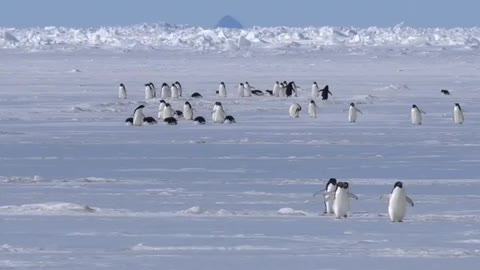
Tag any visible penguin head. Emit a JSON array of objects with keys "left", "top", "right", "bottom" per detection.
[
  {"left": 455, "top": 103, "right": 462, "bottom": 110},
  {"left": 166, "top": 103, "right": 171, "bottom": 108},
  {"left": 162, "top": 83, "right": 168, "bottom": 87},
  {"left": 336, "top": 182, "right": 344, "bottom": 189},
  {"left": 343, "top": 182, "right": 349, "bottom": 189},
  {"left": 215, "top": 101, "right": 222, "bottom": 106},
  {"left": 239, "top": 83, "right": 244, "bottom": 86},
  {"left": 394, "top": 181, "right": 403, "bottom": 189},
  {"left": 134, "top": 105, "right": 145, "bottom": 112},
  {"left": 276, "top": 81, "right": 279, "bottom": 84},
  {"left": 171, "top": 83, "right": 176, "bottom": 87},
  {"left": 350, "top": 103, "right": 355, "bottom": 107},
  {"left": 160, "top": 100, "right": 166, "bottom": 104},
  {"left": 120, "top": 83, "right": 125, "bottom": 87},
  {"left": 327, "top": 178, "right": 337, "bottom": 186},
  {"left": 310, "top": 100, "right": 315, "bottom": 104},
  {"left": 149, "top": 82, "right": 155, "bottom": 87},
  {"left": 175, "top": 81, "right": 181, "bottom": 85},
  {"left": 313, "top": 81, "right": 317, "bottom": 85},
  {"left": 144, "top": 83, "right": 150, "bottom": 87},
  {"left": 221, "top": 81, "right": 225, "bottom": 86},
  {"left": 412, "top": 104, "right": 417, "bottom": 109},
  {"left": 245, "top": 81, "right": 249, "bottom": 85}
]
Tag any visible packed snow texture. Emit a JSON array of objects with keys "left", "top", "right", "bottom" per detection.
[{"left": 2, "top": 23, "right": 480, "bottom": 51}]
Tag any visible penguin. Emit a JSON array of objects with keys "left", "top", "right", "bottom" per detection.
[
  {"left": 175, "top": 81, "right": 182, "bottom": 97},
  {"left": 238, "top": 83, "right": 245, "bottom": 97},
  {"left": 174, "top": 110, "right": 183, "bottom": 119},
  {"left": 143, "top": 116, "right": 157, "bottom": 125},
  {"left": 348, "top": 103, "right": 363, "bottom": 123},
  {"left": 212, "top": 102, "right": 226, "bottom": 123},
  {"left": 411, "top": 104, "right": 426, "bottom": 125},
  {"left": 163, "top": 117, "right": 178, "bottom": 125},
  {"left": 171, "top": 83, "right": 179, "bottom": 99},
  {"left": 118, "top": 83, "right": 127, "bottom": 99},
  {"left": 266, "top": 90, "right": 273, "bottom": 96},
  {"left": 272, "top": 81, "right": 280, "bottom": 97},
  {"left": 158, "top": 100, "right": 167, "bottom": 119},
  {"left": 280, "top": 81, "right": 287, "bottom": 97},
  {"left": 162, "top": 103, "right": 174, "bottom": 119},
  {"left": 251, "top": 89, "right": 264, "bottom": 96},
  {"left": 218, "top": 82, "right": 227, "bottom": 97},
  {"left": 324, "top": 178, "right": 337, "bottom": 214},
  {"left": 183, "top": 101, "right": 193, "bottom": 120},
  {"left": 145, "top": 83, "right": 154, "bottom": 100},
  {"left": 308, "top": 100, "right": 318, "bottom": 118},
  {"left": 191, "top": 92, "right": 203, "bottom": 98},
  {"left": 453, "top": 103, "right": 464, "bottom": 124},
  {"left": 320, "top": 85, "right": 332, "bottom": 100},
  {"left": 194, "top": 116, "right": 206, "bottom": 125},
  {"left": 331, "top": 182, "right": 358, "bottom": 219},
  {"left": 127, "top": 105, "right": 157, "bottom": 126},
  {"left": 224, "top": 115, "right": 236, "bottom": 124},
  {"left": 244, "top": 82, "right": 253, "bottom": 97},
  {"left": 149, "top": 83, "right": 156, "bottom": 98},
  {"left": 289, "top": 103, "right": 301, "bottom": 118},
  {"left": 388, "top": 181, "right": 414, "bottom": 222},
  {"left": 441, "top": 89, "right": 451, "bottom": 95},
  {"left": 311, "top": 82, "right": 320, "bottom": 98},
  {"left": 285, "top": 81, "right": 297, "bottom": 97},
  {"left": 125, "top": 117, "right": 133, "bottom": 125},
  {"left": 161, "top": 83, "right": 171, "bottom": 99}
]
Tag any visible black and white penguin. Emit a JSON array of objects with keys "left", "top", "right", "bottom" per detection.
[
  {"left": 332, "top": 182, "right": 358, "bottom": 219},
  {"left": 324, "top": 178, "right": 337, "bottom": 214},
  {"left": 174, "top": 110, "right": 183, "bottom": 119},
  {"left": 163, "top": 117, "right": 178, "bottom": 125},
  {"left": 183, "top": 101, "right": 193, "bottom": 120},
  {"left": 272, "top": 81, "right": 280, "bottom": 97},
  {"left": 244, "top": 82, "right": 253, "bottom": 97},
  {"left": 145, "top": 83, "right": 154, "bottom": 100},
  {"left": 171, "top": 83, "right": 179, "bottom": 99},
  {"left": 238, "top": 83, "right": 245, "bottom": 97},
  {"left": 251, "top": 89, "right": 264, "bottom": 96},
  {"left": 224, "top": 115, "right": 236, "bottom": 124},
  {"left": 308, "top": 100, "right": 318, "bottom": 118},
  {"left": 118, "top": 83, "right": 127, "bottom": 99},
  {"left": 411, "top": 104, "right": 426, "bottom": 125},
  {"left": 218, "top": 82, "right": 227, "bottom": 97},
  {"left": 175, "top": 81, "right": 182, "bottom": 97},
  {"left": 348, "top": 103, "right": 363, "bottom": 123},
  {"left": 285, "top": 81, "right": 297, "bottom": 97},
  {"left": 162, "top": 103, "right": 174, "bottom": 119},
  {"left": 320, "top": 85, "right": 332, "bottom": 100},
  {"left": 289, "top": 103, "right": 302, "bottom": 118},
  {"left": 194, "top": 116, "right": 206, "bottom": 125},
  {"left": 311, "top": 82, "right": 320, "bottom": 98},
  {"left": 388, "top": 181, "right": 414, "bottom": 222},
  {"left": 212, "top": 101, "right": 226, "bottom": 123},
  {"left": 127, "top": 105, "right": 157, "bottom": 126},
  {"left": 453, "top": 103, "right": 464, "bottom": 124},
  {"left": 441, "top": 89, "right": 451, "bottom": 95},
  {"left": 161, "top": 83, "right": 171, "bottom": 99},
  {"left": 191, "top": 92, "right": 203, "bottom": 98},
  {"left": 149, "top": 83, "right": 156, "bottom": 98}
]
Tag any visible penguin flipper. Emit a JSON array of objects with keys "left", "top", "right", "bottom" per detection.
[
  {"left": 406, "top": 196, "right": 414, "bottom": 207},
  {"left": 348, "top": 192, "right": 359, "bottom": 200},
  {"left": 324, "top": 191, "right": 335, "bottom": 201},
  {"left": 312, "top": 190, "right": 323, "bottom": 197}
]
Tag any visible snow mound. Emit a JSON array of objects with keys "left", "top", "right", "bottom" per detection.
[
  {"left": 277, "top": 207, "right": 308, "bottom": 216},
  {"left": 2, "top": 23, "right": 480, "bottom": 52},
  {"left": 0, "top": 202, "right": 96, "bottom": 215},
  {"left": 179, "top": 206, "right": 206, "bottom": 215}
]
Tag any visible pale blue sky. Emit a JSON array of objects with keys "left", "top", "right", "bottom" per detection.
[{"left": 1, "top": 0, "right": 478, "bottom": 28}]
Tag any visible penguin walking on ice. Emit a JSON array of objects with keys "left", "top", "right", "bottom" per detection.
[
  {"left": 330, "top": 182, "right": 358, "bottom": 219},
  {"left": 411, "top": 104, "right": 426, "bottom": 125},
  {"left": 308, "top": 100, "right": 318, "bottom": 118},
  {"left": 285, "top": 81, "right": 297, "bottom": 97},
  {"left": 320, "top": 85, "right": 332, "bottom": 100},
  {"left": 289, "top": 103, "right": 302, "bottom": 118},
  {"left": 311, "top": 82, "right": 320, "bottom": 98},
  {"left": 280, "top": 81, "right": 287, "bottom": 97},
  {"left": 313, "top": 178, "right": 338, "bottom": 215},
  {"left": 212, "top": 102, "right": 226, "bottom": 123},
  {"left": 157, "top": 100, "right": 167, "bottom": 119},
  {"left": 272, "top": 81, "right": 280, "bottom": 97},
  {"left": 244, "top": 82, "right": 253, "bottom": 97},
  {"left": 218, "top": 82, "right": 227, "bottom": 97},
  {"left": 118, "top": 83, "right": 127, "bottom": 99},
  {"left": 348, "top": 103, "right": 363, "bottom": 123},
  {"left": 126, "top": 105, "right": 157, "bottom": 126},
  {"left": 387, "top": 181, "right": 414, "bottom": 222},
  {"left": 238, "top": 83, "right": 245, "bottom": 97},
  {"left": 453, "top": 103, "right": 464, "bottom": 124},
  {"left": 175, "top": 81, "right": 182, "bottom": 97},
  {"left": 183, "top": 101, "right": 194, "bottom": 120}
]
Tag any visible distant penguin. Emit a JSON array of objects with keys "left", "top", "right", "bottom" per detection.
[
  {"left": 285, "top": 81, "right": 297, "bottom": 97},
  {"left": 224, "top": 115, "right": 236, "bottom": 124},
  {"left": 191, "top": 92, "right": 203, "bottom": 98},
  {"left": 311, "top": 82, "right": 320, "bottom": 98},
  {"left": 308, "top": 100, "right": 318, "bottom": 118},
  {"left": 183, "top": 101, "right": 193, "bottom": 120},
  {"left": 280, "top": 81, "right": 287, "bottom": 97},
  {"left": 251, "top": 89, "right": 264, "bottom": 96},
  {"left": 348, "top": 103, "right": 363, "bottom": 123},
  {"left": 272, "top": 81, "right": 280, "bottom": 97},
  {"left": 411, "top": 104, "right": 426, "bottom": 125},
  {"left": 163, "top": 117, "right": 178, "bottom": 125},
  {"left": 128, "top": 105, "right": 157, "bottom": 126},
  {"left": 149, "top": 83, "right": 156, "bottom": 98},
  {"left": 244, "top": 82, "right": 253, "bottom": 97},
  {"left": 162, "top": 103, "right": 174, "bottom": 119},
  {"left": 388, "top": 181, "right": 414, "bottom": 222},
  {"left": 175, "top": 81, "right": 182, "bottom": 97},
  {"left": 174, "top": 110, "right": 183, "bottom": 119},
  {"left": 238, "top": 83, "right": 245, "bottom": 97},
  {"left": 324, "top": 178, "right": 337, "bottom": 214},
  {"left": 161, "top": 83, "right": 171, "bottom": 99},
  {"left": 332, "top": 182, "right": 358, "bottom": 219},
  {"left": 118, "top": 83, "right": 127, "bottom": 99},
  {"left": 441, "top": 89, "right": 451, "bottom": 95},
  {"left": 212, "top": 102, "right": 226, "bottom": 123},
  {"left": 218, "top": 82, "right": 227, "bottom": 97},
  {"left": 158, "top": 100, "right": 167, "bottom": 119},
  {"left": 171, "top": 83, "right": 179, "bottom": 99},
  {"left": 194, "top": 116, "right": 206, "bottom": 125},
  {"left": 266, "top": 90, "right": 273, "bottom": 96},
  {"left": 320, "top": 85, "right": 332, "bottom": 100},
  {"left": 145, "top": 83, "right": 154, "bottom": 100},
  {"left": 289, "top": 103, "right": 302, "bottom": 118},
  {"left": 453, "top": 103, "right": 464, "bottom": 124}
]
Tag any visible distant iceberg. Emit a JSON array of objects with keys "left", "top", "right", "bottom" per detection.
[{"left": 215, "top": 15, "right": 243, "bottom": 29}]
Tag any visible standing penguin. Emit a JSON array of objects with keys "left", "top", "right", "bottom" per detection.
[
  {"left": 280, "top": 81, "right": 287, "bottom": 97},
  {"left": 388, "top": 181, "right": 414, "bottom": 222},
  {"left": 161, "top": 83, "right": 171, "bottom": 99},
  {"left": 324, "top": 178, "right": 337, "bottom": 214},
  {"left": 289, "top": 103, "right": 302, "bottom": 118},
  {"left": 320, "top": 85, "right": 332, "bottom": 100},
  {"left": 311, "top": 82, "right": 320, "bottom": 98},
  {"left": 332, "top": 182, "right": 358, "bottom": 219},
  {"left": 149, "top": 83, "right": 156, "bottom": 98},
  {"left": 244, "top": 82, "right": 253, "bottom": 97},
  {"left": 162, "top": 103, "right": 174, "bottom": 119},
  {"left": 126, "top": 105, "right": 156, "bottom": 126},
  {"left": 212, "top": 102, "right": 226, "bottom": 123},
  {"left": 411, "top": 104, "right": 426, "bottom": 125},
  {"left": 175, "top": 81, "right": 182, "bottom": 97},
  {"left": 285, "top": 81, "right": 297, "bottom": 97},
  {"left": 272, "top": 81, "right": 280, "bottom": 97},
  {"left": 238, "top": 83, "right": 245, "bottom": 97},
  {"left": 118, "top": 83, "right": 127, "bottom": 99},
  {"left": 218, "top": 82, "right": 227, "bottom": 97},
  {"left": 171, "top": 83, "right": 179, "bottom": 99},
  {"left": 183, "top": 101, "right": 193, "bottom": 120},
  {"left": 453, "top": 103, "right": 464, "bottom": 124},
  {"left": 158, "top": 100, "right": 167, "bottom": 119},
  {"left": 348, "top": 103, "right": 363, "bottom": 123},
  {"left": 145, "top": 83, "right": 154, "bottom": 100},
  {"left": 308, "top": 100, "right": 318, "bottom": 118}
]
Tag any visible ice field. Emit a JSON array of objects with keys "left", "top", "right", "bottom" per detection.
[{"left": 1, "top": 27, "right": 480, "bottom": 269}]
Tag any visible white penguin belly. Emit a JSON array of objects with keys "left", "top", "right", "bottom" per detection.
[
  {"left": 145, "top": 87, "right": 153, "bottom": 100},
  {"left": 184, "top": 107, "right": 193, "bottom": 120},
  {"left": 333, "top": 192, "right": 349, "bottom": 218},
  {"left": 213, "top": 109, "right": 225, "bottom": 123},
  {"left": 219, "top": 86, "right": 226, "bottom": 97},
  {"left": 454, "top": 108, "right": 464, "bottom": 124},
  {"left": 308, "top": 104, "right": 316, "bottom": 118},
  {"left": 388, "top": 191, "right": 407, "bottom": 222},
  {"left": 133, "top": 111, "right": 145, "bottom": 126},
  {"left": 411, "top": 109, "right": 422, "bottom": 125},
  {"left": 349, "top": 107, "right": 357, "bottom": 123},
  {"left": 325, "top": 185, "right": 336, "bottom": 214},
  {"left": 119, "top": 87, "right": 126, "bottom": 99}
]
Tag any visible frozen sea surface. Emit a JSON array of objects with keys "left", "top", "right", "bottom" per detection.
[{"left": 1, "top": 47, "right": 480, "bottom": 269}]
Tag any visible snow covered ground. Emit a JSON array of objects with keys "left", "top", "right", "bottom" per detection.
[{"left": 1, "top": 34, "right": 480, "bottom": 269}]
